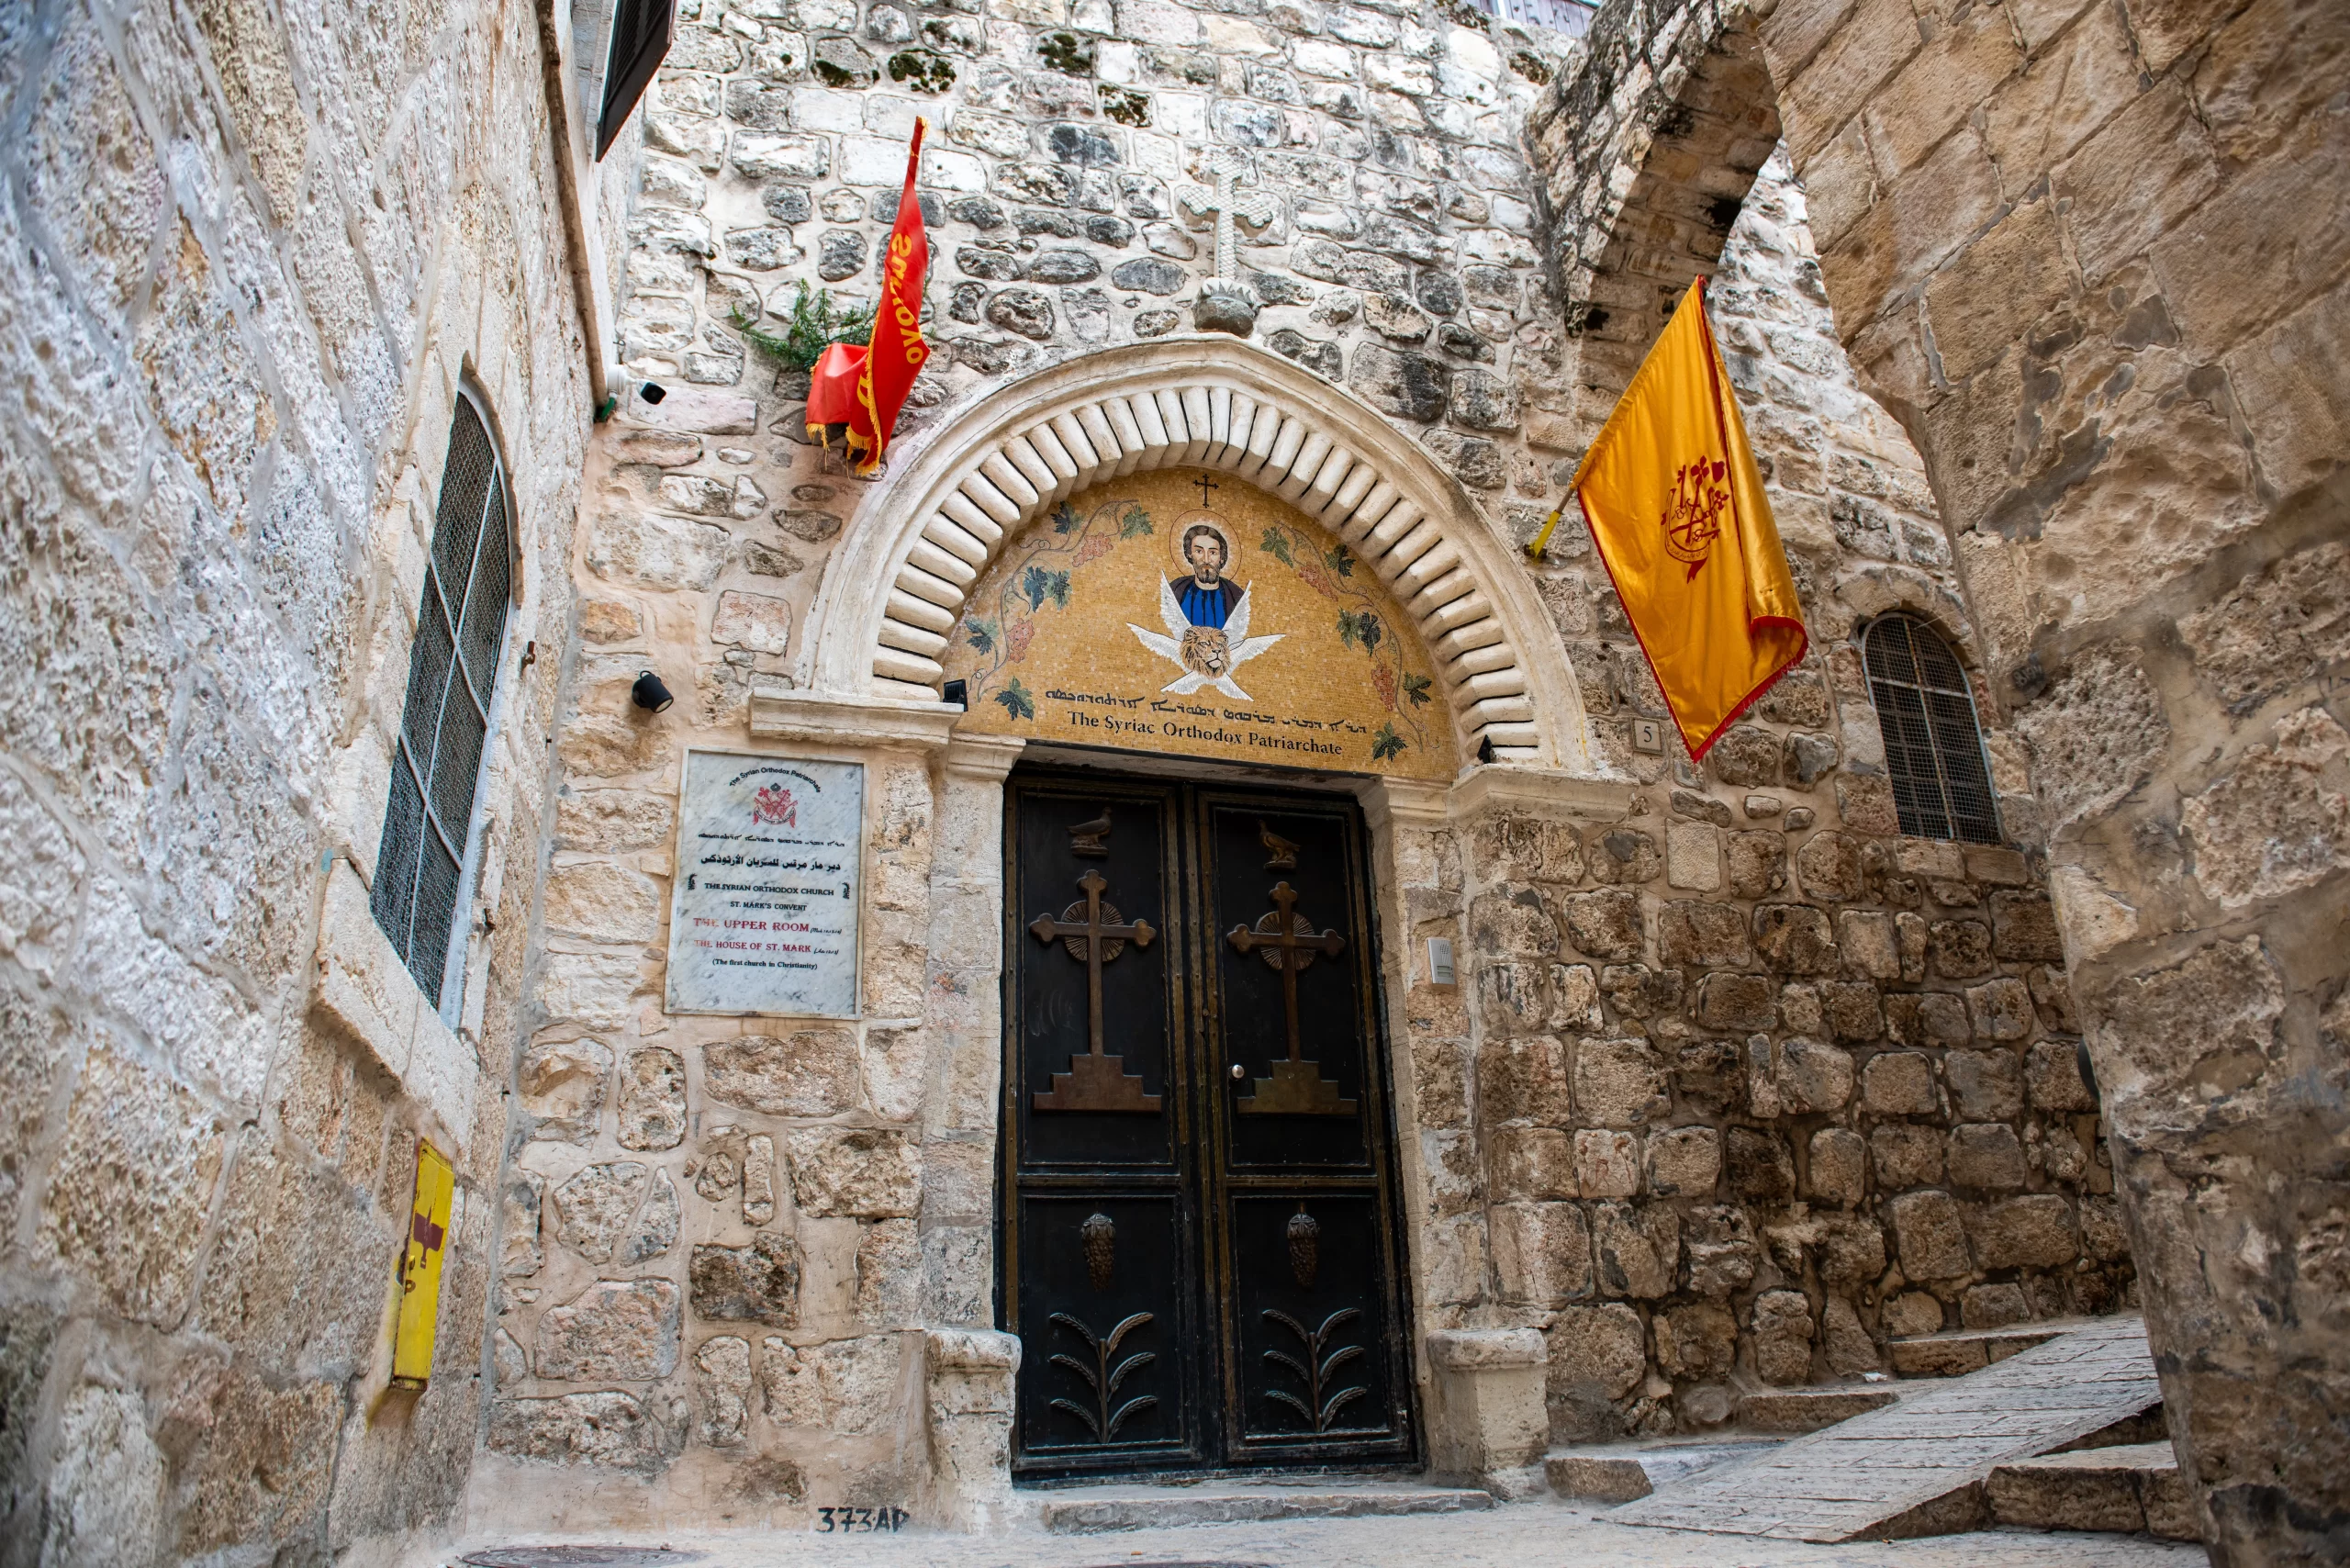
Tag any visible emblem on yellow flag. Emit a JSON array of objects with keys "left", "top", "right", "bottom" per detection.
[
  {"left": 1567, "top": 278, "right": 1807, "bottom": 759},
  {"left": 392, "top": 1141, "right": 454, "bottom": 1388}
]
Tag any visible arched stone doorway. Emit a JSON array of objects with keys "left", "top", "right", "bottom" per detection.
[
  {"left": 795, "top": 336, "right": 1594, "bottom": 773},
  {"left": 929, "top": 456, "right": 1473, "bottom": 1474},
  {"left": 755, "top": 334, "right": 1596, "bottom": 1506}
]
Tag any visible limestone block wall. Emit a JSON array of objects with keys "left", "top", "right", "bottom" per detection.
[
  {"left": 1427, "top": 766, "right": 2129, "bottom": 1442},
  {"left": 1524, "top": 0, "right": 2344, "bottom": 1550},
  {"left": 605, "top": 0, "right": 1593, "bottom": 668},
  {"left": 1794, "top": 0, "right": 2350, "bottom": 1541},
  {"left": 1376, "top": 169, "right": 2136, "bottom": 1449},
  {"left": 476, "top": 668, "right": 1005, "bottom": 1524},
  {"left": 480, "top": 354, "right": 1024, "bottom": 1523},
  {"left": 0, "top": 1, "right": 615, "bottom": 1563}
]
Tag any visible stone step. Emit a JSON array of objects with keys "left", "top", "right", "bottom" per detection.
[
  {"left": 1035, "top": 1479, "right": 1494, "bottom": 1533},
  {"left": 1736, "top": 1384, "right": 1901, "bottom": 1434},
  {"left": 2049, "top": 1403, "right": 2171, "bottom": 1453},
  {"left": 1607, "top": 1314, "right": 2164, "bottom": 1543},
  {"left": 1547, "top": 1440, "right": 1781, "bottom": 1502},
  {"left": 1886, "top": 1324, "right": 2064, "bottom": 1378},
  {"left": 1986, "top": 1441, "right": 2199, "bottom": 1540}
]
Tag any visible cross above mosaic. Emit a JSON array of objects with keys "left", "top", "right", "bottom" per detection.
[{"left": 941, "top": 471, "right": 1459, "bottom": 781}]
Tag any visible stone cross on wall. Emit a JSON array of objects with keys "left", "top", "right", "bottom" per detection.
[
  {"left": 1180, "top": 156, "right": 1277, "bottom": 284},
  {"left": 1181, "top": 156, "right": 1274, "bottom": 336},
  {"left": 1208, "top": 165, "right": 1276, "bottom": 282}
]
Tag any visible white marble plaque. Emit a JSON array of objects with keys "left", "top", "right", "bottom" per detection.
[{"left": 666, "top": 750, "right": 863, "bottom": 1018}]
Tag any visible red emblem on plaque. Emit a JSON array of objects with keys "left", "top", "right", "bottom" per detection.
[{"left": 752, "top": 784, "right": 797, "bottom": 826}]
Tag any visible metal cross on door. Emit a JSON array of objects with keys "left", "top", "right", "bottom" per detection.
[
  {"left": 1029, "top": 868, "right": 1160, "bottom": 1112},
  {"left": 1227, "top": 881, "right": 1356, "bottom": 1116},
  {"left": 1001, "top": 768, "right": 1416, "bottom": 1478}
]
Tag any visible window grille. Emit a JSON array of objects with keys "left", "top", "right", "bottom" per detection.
[
  {"left": 373, "top": 393, "right": 512, "bottom": 1009},
  {"left": 596, "top": 0, "right": 676, "bottom": 159},
  {"left": 1862, "top": 615, "right": 2000, "bottom": 846}
]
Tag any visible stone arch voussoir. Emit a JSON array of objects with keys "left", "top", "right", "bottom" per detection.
[
  {"left": 800, "top": 337, "right": 1588, "bottom": 769},
  {"left": 1528, "top": 0, "right": 1782, "bottom": 432}
]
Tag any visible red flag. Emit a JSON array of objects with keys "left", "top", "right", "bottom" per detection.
[
  {"left": 805, "top": 341, "right": 866, "bottom": 432},
  {"left": 812, "top": 120, "right": 929, "bottom": 475}
]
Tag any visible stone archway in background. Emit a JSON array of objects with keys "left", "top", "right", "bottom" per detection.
[
  {"left": 799, "top": 336, "right": 1594, "bottom": 773},
  {"left": 1533, "top": 0, "right": 2350, "bottom": 1558},
  {"left": 1528, "top": 0, "right": 1785, "bottom": 445}
]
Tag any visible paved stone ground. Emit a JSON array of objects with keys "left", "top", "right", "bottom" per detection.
[
  {"left": 429, "top": 1497, "right": 2203, "bottom": 1568},
  {"left": 1611, "top": 1316, "right": 2164, "bottom": 1542},
  {"left": 1034, "top": 1479, "right": 1493, "bottom": 1532}
]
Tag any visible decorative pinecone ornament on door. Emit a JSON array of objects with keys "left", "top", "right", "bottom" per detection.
[
  {"left": 1287, "top": 1207, "right": 1321, "bottom": 1289},
  {"left": 1082, "top": 1212, "right": 1116, "bottom": 1290}
]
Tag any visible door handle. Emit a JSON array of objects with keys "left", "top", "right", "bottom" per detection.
[{"left": 1229, "top": 1063, "right": 1246, "bottom": 1081}]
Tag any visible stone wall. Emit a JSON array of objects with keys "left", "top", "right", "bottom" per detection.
[
  {"left": 1380, "top": 167, "right": 2132, "bottom": 1444},
  {"left": 0, "top": 0, "right": 616, "bottom": 1562},
  {"left": 1527, "top": 0, "right": 2345, "bottom": 1553},
  {"left": 1790, "top": 0, "right": 2349, "bottom": 1541},
  {"left": 1431, "top": 771, "right": 2123, "bottom": 1439},
  {"left": 610, "top": 0, "right": 1594, "bottom": 647},
  {"left": 517, "top": 0, "right": 2136, "bottom": 1503},
  {"left": 601, "top": 0, "right": 2039, "bottom": 786},
  {"left": 477, "top": 663, "right": 1016, "bottom": 1522}
]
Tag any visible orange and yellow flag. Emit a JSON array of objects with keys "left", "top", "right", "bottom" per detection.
[{"left": 1571, "top": 278, "right": 1807, "bottom": 759}]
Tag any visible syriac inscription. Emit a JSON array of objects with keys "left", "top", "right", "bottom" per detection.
[{"left": 666, "top": 750, "right": 863, "bottom": 1018}]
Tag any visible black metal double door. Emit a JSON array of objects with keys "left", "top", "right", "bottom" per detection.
[{"left": 1000, "top": 768, "right": 1416, "bottom": 1476}]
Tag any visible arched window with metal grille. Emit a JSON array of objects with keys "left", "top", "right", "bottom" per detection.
[
  {"left": 1861, "top": 614, "right": 2000, "bottom": 846},
  {"left": 372, "top": 390, "right": 513, "bottom": 1010}
]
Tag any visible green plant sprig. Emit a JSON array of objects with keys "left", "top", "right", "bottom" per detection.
[{"left": 732, "top": 282, "right": 875, "bottom": 372}]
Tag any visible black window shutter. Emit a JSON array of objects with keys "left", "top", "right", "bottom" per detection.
[
  {"left": 372, "top": 396, "right": 513, "bottom": 1007},
  {"left": 1862, "top": 616, "right": 2001, "bottom": 846},
  {"left": 598, "top": 0, "right": 677, "bottom": 160}
]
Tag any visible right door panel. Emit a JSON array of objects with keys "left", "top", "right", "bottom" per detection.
[{"left": 1197, "top": 788, "right": 1414, "bottom": 1467}]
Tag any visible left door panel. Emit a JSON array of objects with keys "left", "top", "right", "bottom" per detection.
[{"left": 1002, "top": 776, "right": 1203, "bottom": 1473}]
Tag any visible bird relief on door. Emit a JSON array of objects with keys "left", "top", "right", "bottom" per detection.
[{"left": 939, "top": 468, "right": 1456, "bottom": 780}]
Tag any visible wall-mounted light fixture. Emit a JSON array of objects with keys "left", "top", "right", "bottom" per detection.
[{"left": 632, "top": 669, "right": 675, "bottom": 712}]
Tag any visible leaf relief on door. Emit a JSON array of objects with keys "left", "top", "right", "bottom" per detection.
[
  {"left": 1048, "top": 1308, "right": 1158, "bottom": 1443},
  {"left": 1261, "top": 1305, "right": 1367, "bottom": 1435}
]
